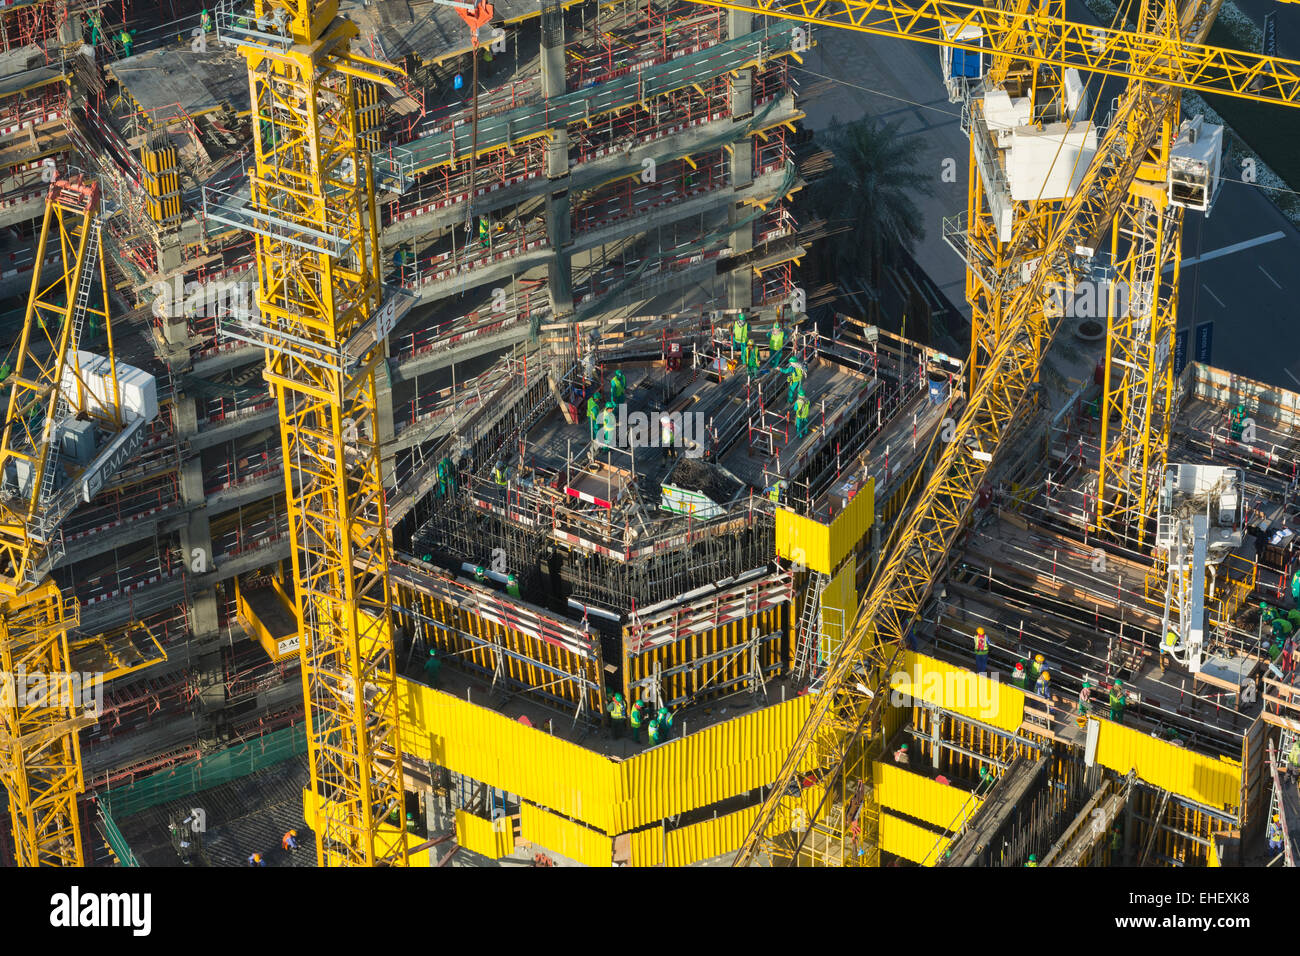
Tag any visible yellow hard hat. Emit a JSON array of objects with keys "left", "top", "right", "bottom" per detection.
[
  {"left": 1041, "top": 671, "right": 1051, "bottom": 681},
  {"left": 976, "top": 627, "right": 985, "bottom": 635},
  {"left": 1035, "top": 654, "right": 1044, "bottom": 663}
]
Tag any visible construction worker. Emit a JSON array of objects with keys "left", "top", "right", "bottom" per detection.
[
  {"left": 743, "top": 338, "right": 761, "bottom": 377},
  {"left": 1024, "top": 854, "right": 1038, "bottom": 867},
  {"left": 656, "top": 705, "right": 673, "bottom": 741},
  {"left": 780, "top": 358, "right": 805, "bottom": 404},
  {"left": 1262, "top": 601, "right": 1278, "bottom": 625},
  {"left": 201, "top": 7, "right": 213, "bottom": 32},
  {"left": 436, "top": 456, "right": 456, "bottom": 497},
  {"left": 767, "top": 320, "right": 786, "bottom": 367},
  {"left": 1110, "top": 825, "right": 1122, "bottom": 855},
  {"left": 1013, "top": 660, "right": 1028, "bottom": 688},
  {"left": 647, "top": 717, "right": 663, "bottom": 745},
  {"left": 794, "top": 389, "right": 812, "bottom": 439},
  {"left": 893, "top": 742, "right": 909, "bottom": 765},
  {"left": 423, "top": 648, "right": 442, "bottom": 688},
  {"left": 1291, "top": 567, "right": 1300, "bottom": 603},
  {"left": 767, "top": 478, "right": 787, "bottom": 504},
  {"left": 1035, "top": 670, "right": 1051, "bottom": 699},
  {"left": 1077, "top": 678, "right": 1092, "bottom": 716},
  {"left": 973, "top": 627, "right": 989, "bottom": 675},
  {"left": 629, "top": 699, "right": 645, "bottom": 743},
  {"left": 1274, "top": 616, "right": 1295, "bottom": 640},
  {"left": 478, "top": 216, "right": 491, "bottom": 246},
  {"left": 1288, "top": 736, "right": 1300, "bottom": 783},
  {"left": 978, "top": 764, "right": 994, "bottom": 789},
  {"left": 1108, "top": 680, "right": 1126, "bottom": 723},
  {"left": 1029, "top": 653, "right": 1045, "bottom": 684},
  {"left": 248, "top": 852, "right": 264, "bottom": 866},
  {"left": 587, "top": 389, "right": 603, "bottom": 439},
  {"left": 506, "top": 573, "right": 520, "bottom": 598},
  {"left": 610, "top": 368, "right": 626, "bottom": 403},
  {"left": 600, "top": 400, "right": 618, "bottom": 447},
  {"left": 1229, "top": 403, "right": 1247, "bottom": 441},
  {"left": 119, "top": 29, "right": 135, "bottom": 57},
  {"left": 492, "top": 459, "right": 510, "bottom": 486},
  {"left": 660, "top": 413, "right": 676, "bottom": 459},
  {"left": 1268, "top": 814, "right": 1284, "bottom": 853},
  {"left": 607, "top": 692, "right": 626, "bottom": 739},
  {"left": 87, "top": 10, "right": 103, "bottom": 44},
  {"left": 731, "top": 311, "right": 749, "bottom": 352},
  {"left": 282, "top": 829, "right": 298, "bottom": 852},
  {"left": 1160, "top": 629, "right": 1179, "bottom": 671}
]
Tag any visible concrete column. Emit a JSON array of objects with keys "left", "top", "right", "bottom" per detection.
[
  {"left": 727, "top": 8, "right": 753, "bottom": 39},
  {"left": 540, "top": 2, "right": 572, "bottom": 319},
  {"left": 546, "top": 189, "right": 573, "bottom": 318},
  {"left": 375, "top": 357, "right": 398, "bottom": 490},
  {"left": 175, "top": 393, "right": 219, "bottom": 637},
  {"left": 730, "top": 67, "right": 753, "bottom": 124},
  {"left": 540, "top": 0, "right": 566, "bottom": 98}
]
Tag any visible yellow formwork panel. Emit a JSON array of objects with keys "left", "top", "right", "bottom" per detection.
[
  {"left": 613, "top": 694, "right": 815, "bottom": 831},
  {"left": 879, "top": 811, "right": 949, "bottom": 866},
  {"left": 873, "top": 761, "right": 983, "bottom": 831},
  {"left": 401, "top": 679, "right": 618, "bottom": 830},
  {"left": 629, "top": 826, "right": 665, "bottom": 866},
  {"left": 520, "top": 803, "right": 613, "bottom": 867},
  {"left": 400, "top": 678, "right": 814, "bottom": 836},
  {"left": 774, "top": 480, "right": 875, "bottom": 575},
  {"left": 1094, "top": 719, "right": 1242, "bottom": 810},
  {"left": 819, "top": 560, "right": 857, "bottom": 660},
  {"left": 455, "top": 809, "right": 514, "bottom": 860},
  {"left": 665, "top": 804, "right": 760, "bottom": 866},
  {"left": 1208, "top": 833, "right": 1221, "bottom": 868},
  {"left": 897, "top": 651, "right": 1025, "bottom": 733}
]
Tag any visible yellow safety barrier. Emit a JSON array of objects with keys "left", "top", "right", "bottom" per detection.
[
  {"left": 1093, "top": 720, "right": 1242, "bottom": 810},
  {"left": 520, "top": 803, "right": 613, "bottom": 867},
  {"left": 873, "top": 761, "right": 983, "bottom": 831},
  {"left": 774, "top": 478, "right": 874, "bottom": 575},
  {"left": 896, "top": 651, "right": 1025, "bottom": 732},
  {"left": 455, "top": 809, "right": 515, "bottom": 860},
  {"left": 400, "top": 678, "right": 814, "bottom": 836},
  {"left": 878, "top": 811, "right": 949, "bottom": 865}
]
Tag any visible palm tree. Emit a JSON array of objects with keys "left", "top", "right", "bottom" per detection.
[{"left": 809, "top": 116, "right": 934, "bottom": 322}]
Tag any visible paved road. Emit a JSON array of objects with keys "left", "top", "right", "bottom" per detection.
[{"left": 795, "top": 13, "right": 1300, "bottom": 393}]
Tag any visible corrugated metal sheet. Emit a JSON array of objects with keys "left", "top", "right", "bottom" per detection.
[
  {"left": 820, "top": 560, "right": 857, "bottom": 658},
  {"left": 879, "top": 811, "right": 949, "bottom": 866},
  {"left": 825, "top": 476, "right": 874, "bottom": 571},
  {"left": 456, "top": 809, "right": 514, "bottom": 859},
  {"left": 774, "top": 506, "right": 831, "bottom": 573},
  {"left": 400, "top": 679, "right": 814, "bottom": 837},
  {"left": 1094, "top": 719, "right": 1242, "bottom": 810},
  {"left": 898, "top": 651, "right": 1025, "bottom": 732},
  {"left": 874, "top": 761, "right": 983, "bottom": 831},
  {"left": 520, "top": 803, "right": 613, "bottom": 867},
  {"left": 629, "top": 826, "right": 664, "bottom": 866},
  {"left": 666, "top": 804, "right": 760, "bottom": 865}
]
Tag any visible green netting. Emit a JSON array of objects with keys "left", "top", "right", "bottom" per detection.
[
  {"left": 100, "top": 804, "right": 140, "bottom": 867},
  {"left": 99, "top": 724, "right": 309, "bottom": 820}
]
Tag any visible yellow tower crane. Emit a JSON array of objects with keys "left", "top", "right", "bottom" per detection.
[
  {"left": 212, "top": 0, "right": 411, "bottom": 866},
  {"left": 0, "top": 177, "right": 139, "bottom": 866},
  {"left": 673, "top": 0, "right": 1300, "bottom": 865}
]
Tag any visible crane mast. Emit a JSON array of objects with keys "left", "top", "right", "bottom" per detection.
[{"left": 223, "top": 0, "right": 409, "bottom": 866}]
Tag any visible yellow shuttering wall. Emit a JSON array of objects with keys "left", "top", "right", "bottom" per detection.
[
  {"left": 629, "top": 825, "right": 665, "bottom": 866},
  {"left": 666, "top": 804, "right": 760, "bottom": 866},
  {"left": 897, "top": 651, "right": 1025, "bottom": 733},
  {"left": 520, "top": 803, "right": 613, "bottom": 867},
  {"left": 819, "top": 561, "right": 857, "bottom": 658},
  {"left": 874, "top": 762, "right": 983, "bottom": 831},
  {"left": 879, "top": 812, "right": 948, "bottom": 866},
  {"left": 1094, "top": 719, "right": 1242, "bottom": 810},
  {"left": 401, "top": 678, "right": 814, "bottom": 837},
  {"left": 774, "top": 479, "right": 874, "bottom": 575},
  {"left": 455, "top": 809, "right": 514, "bottom": 860}
]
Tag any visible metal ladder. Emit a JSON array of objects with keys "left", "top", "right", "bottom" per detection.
[
  {"left": 1267, "top": 727, "right": 1296, "bottom": 865},
  {"left": 792, "top": 570, "right": 829, "bottom": 683}
]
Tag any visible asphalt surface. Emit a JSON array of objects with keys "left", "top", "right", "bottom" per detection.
[{"left": 795, "top": 6, "right": 1300, "bottom": 393}]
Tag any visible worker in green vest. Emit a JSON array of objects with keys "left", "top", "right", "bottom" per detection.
[
  {"left": 1013, "top": 660, "right": 1028, "bottom": 688},
  {"left": 1274, "top": 616, "right": 1296, "bottom": 640},
  {"left": 506, "top": 573, "right": 520, "bottom": 598},
  {"left": 436, "top": 456, "right": 455, "bottom": 497},
  {"left": 1077, "top": 678, "right": 1091, "bottom": 716},
  {"left": 1291, "top": 568, "right": 1300, "bottom": 603},
  {"left": 119, "top": 29, "right": 135, "bottom": 56},
  {"left": 628, "top": 699, "right": 645, "bottom": 744},
  {"left": 1229, "top": 403, "right": 1247, "bottom": 440},
  {"left": 587, "top": 389, "right": 603, "bottom": 439},
  {"left": 600, "top": 401, "right": 618, "bottom": 446},
  {"left": 767, "top": 478, "right": 787, "bottom": 504},
  {"left": 478, "top": 216, "right": 491, "bottom": 246},
  {"left": 607, "top": 692, "right": 626, "bottom": 739},
  {"left": 780, "top": 358, "right": 805, "bottom": 404},
  {"left": 794, "top": 389, "right": 811, "bottom": 438},
  {"left": 767, "top": 320, "right": 785, "bottom": 367},
  {"left": 1288, "top": 737, "right": 1300, "bottom": 783},
  {"left": 743, "top": 339, "right": 761, "bottom": 377},
  {"left": 1029, "top": 653, "right": 1045, "bottom": 684},
  {"left": 609, "top": 368, "right": 626, "bottom": 403},
  {"left": 1108, "top": 680, "right": 1126, "bottom": 723},
  {"left": 656, "top": 705, "right": 673, "bottom": 741},
  {"left": 423, "top": 648, "right": 441, "bottom": 688},
  {"left": 492, "top": 459, "right": 510, "bottom": 485},
  {"left": 731, "top": 311, "right": 749, "bottom": 351},
  {"left": 87, "top": 10, "right": 102, "bottom": 44},
  {"left": 1262, "top": 601, "right": 1278, "bottom": 625},
  {"left": 201, "top": 7, "right": 213, "bottom": 32},
  {"left": 647, "top": 717, "right": 662, "bottom": 745},
  {"left": 1025, "top": 854, "right": 1038, "bottom": 867}
]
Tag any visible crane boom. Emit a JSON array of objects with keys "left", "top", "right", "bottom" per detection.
[
  {"left": 688, "top": 0, "right": 1300, "bottom": 108},
  {"left": 731, "top": 0, "right": 1222, "bottom": 863}
]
